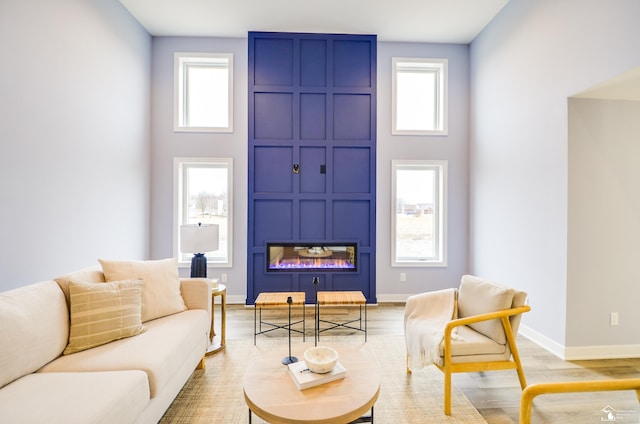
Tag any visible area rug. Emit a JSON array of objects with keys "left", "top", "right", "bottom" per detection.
[{"left": 160, "top": 335, "right": 487, "bottom": 423}]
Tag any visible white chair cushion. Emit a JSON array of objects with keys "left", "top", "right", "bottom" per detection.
[{"left": 442, "top": 325, "right": 507, "bottom": 357}]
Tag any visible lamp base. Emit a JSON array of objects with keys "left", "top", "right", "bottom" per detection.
[{"left": 190, "top": 253, "right": 207, "bottom": 278}]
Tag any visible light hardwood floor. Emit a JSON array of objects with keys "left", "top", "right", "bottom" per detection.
[{"left": 224, "top": 303, "right": 640, "bottom": 423}]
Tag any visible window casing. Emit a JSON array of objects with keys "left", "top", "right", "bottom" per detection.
[
  {"left": 391, "top": 160, "right": 447, "bottom": 267},
  {"left": 174, "top": 53, "right": 233, "bottom": 133},
  {"left": 392, "top": 58, "right": 448, "bottom": 136},
  {"left": 174, "top": 158, "right": 233, "bottom": 266}
]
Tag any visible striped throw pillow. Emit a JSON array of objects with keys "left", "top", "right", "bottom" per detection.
[{"left": 63, "top": 279, "right": 146, "bottom": 355}]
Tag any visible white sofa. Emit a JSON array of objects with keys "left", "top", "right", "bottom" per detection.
[{"left": 0, "top": 259, "right": 211, "bottom": 424}]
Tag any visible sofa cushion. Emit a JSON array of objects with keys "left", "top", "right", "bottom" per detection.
[
  {"left": 0, "top": 371, "right": 149, "bottom": 424},
  {"left": 457, "top": 275, "right": 515, "bottom": 344},
  {"left": 0, "top": 281, "right": 68, "bottom": 389},
  {"left": 99, "top": 258, "right": 187, "bottom": 322},
  {"left": 38, "top": 309, "right": 209, "bottom": 398},
  {"left": 64, "top": 279, "right": 147, "bottom": 355}
]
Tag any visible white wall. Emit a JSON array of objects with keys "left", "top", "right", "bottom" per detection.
[
  {"left": 0, "top": 0, "right": 151, "bottom": 290},
  {"left": 567, "top": 98, "right": 640, "bottom": 353},
  {"left": 470, "top": 0, "right": 640, "bottom": 354},
  {"left": 376, "top": 42, "right": 469, "bottom": 300},
  {"left": 149, "top": 38, "right": 470, "bottom": 303},
  {"left": 149, "top": 37, "right": 248, "bottom": 301}
]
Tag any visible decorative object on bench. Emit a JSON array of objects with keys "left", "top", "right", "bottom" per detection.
[
  {"left": 180, "top": 222, "right": 219, "bottom": 277},
  {"left": 404, "top": 274, "right": 531, "bottom": 415}
]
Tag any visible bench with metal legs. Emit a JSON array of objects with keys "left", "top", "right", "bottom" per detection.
[
  {"left": 316, "top": 291, "right": 367, "bottom": 343},
  {"left": 254, "top": 292, "right": 306, "bottom": 345}
]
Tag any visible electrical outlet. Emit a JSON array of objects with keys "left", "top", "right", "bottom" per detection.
[
  {"left": 221, "top": 273, "right": 228, "bottom": 283},
  {"left": 610, "top": 312, "right": 619, "bottom": 326},
  {"left": 400, "top": 272, "right": 406, "bottom": 282}
]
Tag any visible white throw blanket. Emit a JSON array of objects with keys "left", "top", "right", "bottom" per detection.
[{"left": 404, "top": 288, "right": 462, "bottom": 370}]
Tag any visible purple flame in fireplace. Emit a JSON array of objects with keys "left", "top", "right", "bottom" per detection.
[
  {"left": 269, "top": 258, "right": 356, "bottom": 271},
  {"left": 266, "top": 243, "right": 357, "bottom": 272}
]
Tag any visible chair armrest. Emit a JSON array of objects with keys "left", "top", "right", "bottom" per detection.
[
  {"left": 519, "top": 379, "right": 640, "bottom": 424},
  {"left": 180, "top": 278, "right": 212, "bottom": 315},
  {"left": 442, "top": 305, "right": 531, "bottom": 360},
  {"left": 445, "top": 305, "right": 531, "bottom": 333}
]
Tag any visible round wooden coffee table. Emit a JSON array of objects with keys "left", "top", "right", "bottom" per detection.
[{"left": 243, "top": 344, "right": 380, "bottom": 423}]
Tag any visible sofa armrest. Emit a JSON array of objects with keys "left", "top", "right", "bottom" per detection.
[{"left": 180, "top": 278, "right": 212, "bottom": 316}]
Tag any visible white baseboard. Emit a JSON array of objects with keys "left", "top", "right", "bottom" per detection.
[
  {"left": 377, "top": 293, "right": 411, "bottom": 303},
  {"left": 226, "top": 295, "right": 248, "bottom": 305},
  {"left": 564, "top": 344, "right": 640, "bottom": 360},
  {"left": 519, "top": 324, "right": 566, "bottom": 359},
  {"left": 519, "top": 324, "right": 640, "bottom": 360}
]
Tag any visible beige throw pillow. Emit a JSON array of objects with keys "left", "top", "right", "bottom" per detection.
[
  {"left": 99, "top": 258, "right": 186, "bottom": 322},
  {"left": 457, "top": 275, "right": 515, "bottom": 345},
  {"left": 64, "top": 279, "right": 146, "bottom": 355}
]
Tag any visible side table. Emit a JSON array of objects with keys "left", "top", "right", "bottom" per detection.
[{"left": 207, "top": 283, "right": 226, "bottom": 355}]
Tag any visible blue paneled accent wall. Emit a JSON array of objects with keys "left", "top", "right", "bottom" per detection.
[{"left": 248, "top": 32, "right": 377, "bottom": 304}]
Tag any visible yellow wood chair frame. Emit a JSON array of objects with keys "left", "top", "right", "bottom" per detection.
[
  {"left": 409, "top": 304, "right": 531, "bottom": 415},
  {"left": 520, "top": 378, "right": 640, "bottom": 423}
]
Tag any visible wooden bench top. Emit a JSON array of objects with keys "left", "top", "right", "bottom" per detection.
[
  {"left": 317, "top": 291, "right": 366, "bottom": 305},
  {"left": 255, "top": 292, "right": 306, "bottom": 307}
]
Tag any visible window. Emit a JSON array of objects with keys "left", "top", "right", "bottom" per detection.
[
  {"left": 392, "top": 58, "right": 447, "bottom": 135},
  {"left": 174, "top": 158, "right": 233, "bottom": 266},
  {"left": 174, "top": 53, "right": 233, "bottom": 132},
  {"left": 392, "top": 160, "right": 447, "bottom": 266}
]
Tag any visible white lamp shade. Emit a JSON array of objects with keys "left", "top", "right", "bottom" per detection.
[{"left": 180, "top": 224, "right": 219, "bottom": 254}]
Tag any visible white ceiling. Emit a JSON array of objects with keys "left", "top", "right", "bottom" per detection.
[{"left": 119, "top": 0, "right": 509, "bottom": 44}]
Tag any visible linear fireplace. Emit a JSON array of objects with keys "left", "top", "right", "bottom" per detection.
[{"left": 266, "top": 242, "right": 357, "bottom": 272}]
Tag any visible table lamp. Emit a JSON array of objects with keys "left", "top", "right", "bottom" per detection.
[{"left": 180, "top": 223, "right": 219, "bottom": 278}]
